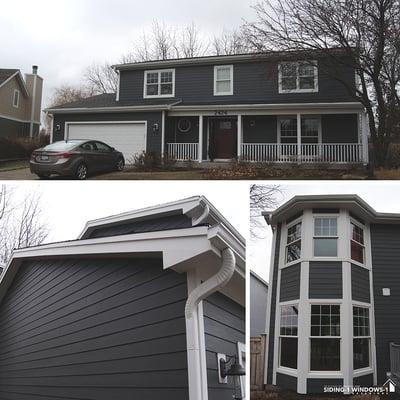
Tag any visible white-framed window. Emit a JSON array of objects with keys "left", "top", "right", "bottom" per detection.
[
  {"left": 286, "top": 221, "right": 302, "bottom": 263},
  {"left": 144, "top": 69, "right": 175, "bottom": 98},
  {"left": 313, "top": 217, "right": 338, "bottom": 257},
  {"left": 353, "top": 306, "right": 371, "bottom": 370},
  {"left": 279, "top": 304, "right": 298, "bottom": 369},
  {"left": 278, "top": 116, "right": 321, "bottom": 145},
  {"left": 279, "top": 61, "right": 318, "bottom": 93},
  {"left": 214, "top": 65, "right": 233, "bottom": 96},
  {"left": 350, "top": 221, "right": 365, "bottom": 264},
  {"left": 13, "top": 89, "right": 20, "bottom": 108},
  {"left": 310, "top": 304, "right": 341, "bottom": 371}
]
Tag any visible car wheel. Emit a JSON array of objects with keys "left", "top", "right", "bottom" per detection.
[
  {"left": 75, "top": 163, "right": 88, "bottom": 180},
  {"left": 37, "top": 174, "right": 50, "bottom": 180},
  {"left": 116, "top": 158, "right": 125, "bottom": 171}
]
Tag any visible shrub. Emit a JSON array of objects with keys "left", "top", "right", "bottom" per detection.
[
  {"left": 161, "top": 153, "right": 177, "bottom": 170},
  {"left": 131, "top": 151, "right": 162, "bottom": 171},
  {"left": 0, "top": 135, "right": 50, "bottom": 160},
  {"left": 385, "top": 144, "right": 400, "bottom": 168}
]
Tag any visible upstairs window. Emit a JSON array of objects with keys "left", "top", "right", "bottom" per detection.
[
  {"left": 314, "top": 217, "right": 338, "bottom": 257},
  {"left": 214, "top": 65, "right": 233, "bottom": 96},
  {"left": 279, "top": 61, "right": 318, "bottom": 93},
  {"left": 286, "top": 221, "right": 301, "bottom": 263},
  {"left": 13, "top": 89, "right": 20, "bottom": 108},
  {"left": 144, "top": 69, "right": 175, "bottom": 98},
  {"left": 351, "top": 222, "right": 365, "bottom": 264}
]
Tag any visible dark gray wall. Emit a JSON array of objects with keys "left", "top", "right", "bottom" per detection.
[
  {"left": 165, "top": 117, "right": 199, "bottom": 144},
  {"left": 52, "top": 112, "right": 163, "bottom": 153},
  {"left": 267, "top": 224, "right": 281, "bottom": 384},
  {"left": 280, "top": 264, "right": 300, "bottom": 302},
  {"left": 353, "top": 374, "right": 374, "bottom": 386},
  {"left": 321, "top": 114, "right": 358, "bottom": 143},
  {"left": 351, "top": 264, "right": 370, "bottom": 303},
  {"left": 120, "top": 58, "right": 356, "bottom": 105},
  {"left": 0, "top": 257, "right": 189, "bottom": 399},
  {"left": 370, "top": 223, "right": 400, "bottom": 384},
  {"left": 243, "top": 116, "right": 277, "bottom": 143},
  {"left": 309, "top": 261, "right": 343, "bottom": 299},
  {"left": 307, "top": 378, "right": 343, "bottom": 393},
  {"left": 82, "top": 214, "right": 193, "bottom": 239},
  {"left": 250, "top": 273, "right": 268, "bottom": 337},
  {"left": 0, "top": 117, "right": 30, "bottom": 138},
  {"left": 203, "top": 292, "right": 245, "bottom": 400},
  {"left": 276, "top": 373, "right": 297, "bottom": 392}
]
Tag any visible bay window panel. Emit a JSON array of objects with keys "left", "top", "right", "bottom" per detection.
[
  {"left": 351, "top": 241, "right": 364, "bottom": 263},
  {"left": 286, "top": 241, "right": 301, "bottom": 262},
  {"left": 314, "top": 238, "right": 338, "bottom": 257},
  {"left": 280, "top": 338, "right": 298, "bottom": 369},
  {"left": 354, "top": 338, "right": 370, "bottom": 369},
  {"left": 311, "top": 339, "right": 341, "bottom": 371}
]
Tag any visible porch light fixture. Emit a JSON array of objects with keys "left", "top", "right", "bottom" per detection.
[
  {"left": 153, "top": 123, "right": 159, "bottom": 132},
  {"left": 219, "top": 355, "right": 245, "bottom": 400}
]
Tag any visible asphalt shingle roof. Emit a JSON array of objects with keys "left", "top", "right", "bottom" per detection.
[{"left": 0, "top": 69, "right": 19, "bottom": 85}]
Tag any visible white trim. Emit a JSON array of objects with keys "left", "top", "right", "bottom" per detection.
[
  {"left": 237, "top": 341, "right": 246, "bottom": 399},
  {"left": 161, "top": 110, "right": 166, "bottom": 157},
  {"left": 46, "top": 104, "right": 173, "bottom": 114},
  {"left": 143, "top": 69, "right": 175, "bottom": 99},
  {"left": 29, "top": 74, "right": 38, "bottom": 137},
  {"left": 198, "top": 115, "right": 203, "bottom": 163},
  {"left": 237, "top": 114, "right": 242, "bottom": 158},
  {"left": 13, "top": 89, "right": 20, "bottom": 108},
  {"left": 278, "top": 61, "right": 319, "bottom": 94},
  {"left": 116, "top": 70, "right": 121, "bottom": 102},
  {"left": 213, "top": 65, "right": 233, "bottom": 96},
  {"left": 0, "top": 71, "right": 29, "bottom": 96},
  {"left": 0, "top": 113, "right": 40, "bottom": 124}
]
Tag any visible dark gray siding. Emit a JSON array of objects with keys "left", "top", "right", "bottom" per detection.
[
  {"left": 351, "top": 264, "right": 370, "bottom": 303},
  {"left": 353, "top": 374, "right": 374, "bottom": 386},
  {"left": 307, "top": 378, "right": 343, "bottom": 393},
  {"left": 165, "top": 116, "right": 199, "bottom": 144},
  {"left": 0, "top": 257, "right": 189, "bottom": 400},
  {"left": 52, "top": 112, "right": 163, "bottom": 153},
  {"left": 0, "top": 117, "right": 29, "bottom": 138},
  {"left": 309, "top": 261, "right": 342, "bottom": 299},
  {"left": 82, "top": 214, "right": 193, "bottom": 239},
  {"left": 321, "top": 114, "right": 358, "bottom": 143},
  {"left": 370, "top": 223, "right": 400, "bottom": 384},
  {"left": 120, "top": 59, "right": 356, "bottom": 105},
  {"left": 243, "top": 116, "right": 277, "bottom": 143},
  {"left": 276, "top": 373, "right": 297, "bottom": 391},
  {"left": 280, "top": 263, "right": 300, "bottom": 302},
  {"left": 203, "top": 292, "right": 245, "bottom": 400},
  {"left": 267, "top": 224, "right": 281, "bottom": 384}
]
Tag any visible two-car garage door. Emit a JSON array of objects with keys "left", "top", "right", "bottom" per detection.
[{"left": 67, "top": 122, "right": 147, "bottom": 161}]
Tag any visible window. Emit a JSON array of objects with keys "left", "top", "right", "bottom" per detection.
[
  {"left": 13, "top": 89, "right": 20, "bottom": 108},
  {"left": 279, "top": 117, "right": 321, "bottom": 145},
  {"left": 310, "top": 305, "right": 341, "bottom": 371},
  {"left": 94, "top": 141, "right": 113, "bottom": 152},
  {"left": 353, "top": 306, "right": 370, "bottom": 370},
  {"left": 351, "top": 222, "right": 365, "bottom": 264},
  {"left": 279, "top": 305, "right": 298, "bottom": 369},
  {"left": 144, "top": 69, "right": 175, "bottom": 98},
  {"left": 214, "top": 65, "right": 233, "bottom": 96},
  {"left": 286, "top": 221, "right": 301, "bottom": 263},
  {"left": 280, "top": 118, "right": 297, "bottom": 144},
  {"left": 314, "top": 217, "right": 338, "bottom": 257},
  {"left": 279, "top": 61, "right": 318, "bottom": 93}
]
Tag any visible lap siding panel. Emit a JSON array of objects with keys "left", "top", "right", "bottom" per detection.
[{"left": 0, "top": 257, "right": 189, "bottom": 400}]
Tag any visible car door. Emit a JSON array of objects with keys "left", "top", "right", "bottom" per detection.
[
  {"left": 79, "top": 141, "right": 100, "bottom": 172},
  {"left": 93, "top": 141, "right": 115, "bottom": 172}
]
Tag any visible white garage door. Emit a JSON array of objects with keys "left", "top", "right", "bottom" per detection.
[{"left": 67, "top": 122, "right": 147, "bottom": 161}]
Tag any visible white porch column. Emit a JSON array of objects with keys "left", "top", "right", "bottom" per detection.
[
  {"left": 161, "top": 110, "right": 166, "bottom": 158},
  {"left": 198, "top": 115, "right": 203, "bottom": 163},
  {"left": 237, "top": 114, "right": 242, "bottom": 159},
  {"left": 360, "top": 112, "right": 369, "bottom": 165},
  {"left": 297, "top": 113, "right": 302, "bottom": 162}
]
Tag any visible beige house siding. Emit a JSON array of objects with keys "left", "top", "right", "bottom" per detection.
[
  {"left": 25, "top": 74, "right": 43, "bottom": 124},
  {"left": 0, "top": 76, "right": 30, "bottom": 121}
]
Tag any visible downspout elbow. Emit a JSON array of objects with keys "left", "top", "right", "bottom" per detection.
[{"left": 185, "top": 247, "right": 235, "bottom": 320}]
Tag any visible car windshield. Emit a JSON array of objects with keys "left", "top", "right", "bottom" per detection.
[{"left": 41, "top": 141, "right": 82, "bottom": 151}]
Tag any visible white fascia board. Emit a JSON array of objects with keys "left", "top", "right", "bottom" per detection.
[{"left": 45, "top": 104, "right": 171, "bottom": 114}]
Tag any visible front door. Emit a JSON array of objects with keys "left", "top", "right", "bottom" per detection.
[{"left": 210, "top": 118, "right": 237, "bottom": 159}]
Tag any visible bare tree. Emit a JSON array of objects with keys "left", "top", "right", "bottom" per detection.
[
  {"left": 212, "top": 28, "right": 249, "bottom": 55},
  {"left": 178, "top": 23, "right": 209, "bottom": 58},
  {"left": 49, "top": 85, "right": 92, "bottom": 108},
  {"left": 84, "top": 62, "right": 119, "bottom": 94},
  {"left": 243, "top": 0, "right": 400, "bottom": 167},
  {"left": 250, "top": 184, "right": 283, "bottom": 239},
  {"left": 0, "top": 187, "right": 49, "bottom": 270}
]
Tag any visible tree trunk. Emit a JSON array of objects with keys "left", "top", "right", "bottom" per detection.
[{"left": 372, "top": 135, "right": 391, "bottom": 168}]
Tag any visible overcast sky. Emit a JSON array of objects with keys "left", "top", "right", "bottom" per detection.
[
  {"left": 1, "top": 0, "right": 255, "bottom": 107},
  {"left": 249, "top": 181, "right": 400, "bottom": 283}
]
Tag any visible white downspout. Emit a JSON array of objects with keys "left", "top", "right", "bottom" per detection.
[{"left": 185, "top": 247, "right": 236, "bottom": 400}]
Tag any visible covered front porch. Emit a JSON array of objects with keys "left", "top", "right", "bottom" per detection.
[{"left": 164, "top": 104, "right": 369, "bottom": 165}]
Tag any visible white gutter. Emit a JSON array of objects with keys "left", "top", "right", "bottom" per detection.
[
  {"left": 185, "top": 247, "right": 236, "bottom": 400},
  {"left": 192, "top": 204, "right": 210, "bottom": 226}
]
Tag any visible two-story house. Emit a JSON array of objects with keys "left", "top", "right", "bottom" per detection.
[
  {"left": 0, "top": 66, "right": 43, "bottom": 138},
  {"left": 263, "top": 194, "right": 400, "bottom": 394},
  {"left": 46, "top": 50, "right": 369, "bottom": 165}
]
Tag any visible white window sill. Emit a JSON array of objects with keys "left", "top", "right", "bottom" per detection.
[
  {"left": 353, "top": 367, "right": 374, "bottom": 377},
  {"left": 279, "top": 89, "right": 319, "bottom": 94},
  {"left": 277, "top": 367, "right": 298, "bottom": 377}
]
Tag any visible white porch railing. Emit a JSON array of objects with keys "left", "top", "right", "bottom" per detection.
[
  {"left": 167, "top": 143, "right": 198, "bottom": 161},
  {"left": 241, "top": 143, "right": 364, "bottom": 163}
]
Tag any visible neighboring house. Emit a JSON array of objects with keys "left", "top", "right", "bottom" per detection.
[
  {"left": 250, "top": 271, "right": 268, "bottom": 337},
  {"left": 0, "top": 66, "right": 43, "bottom": 138},
  {"left": 0, "top": 196, "right": 245, "bottom": 400},
  {"left": 46, "top": 50, "right": 369, "bottom": 166},
  {"left": 262, "top": 195, "right": 400, "bottom": 394}
]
